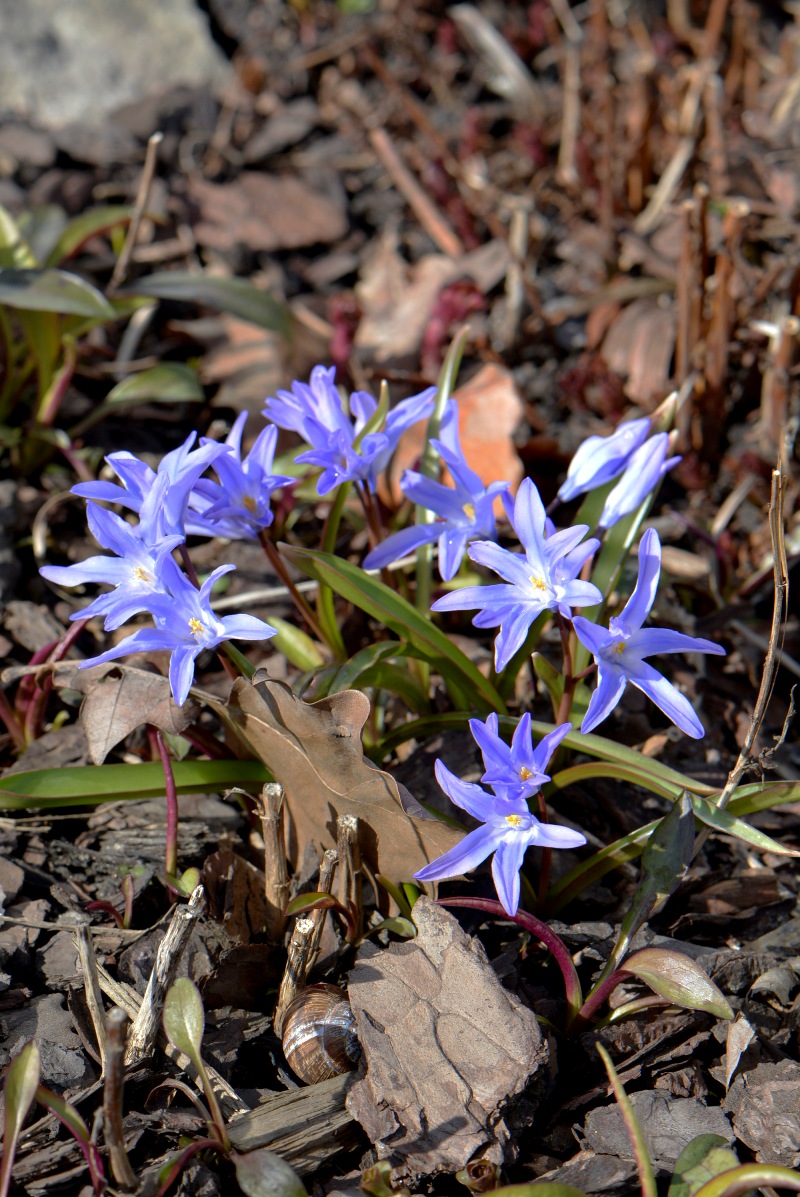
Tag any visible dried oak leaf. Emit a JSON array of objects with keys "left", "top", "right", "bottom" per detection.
[
  {"left": 221, "top": 674, "right": 463, "bottom": 878},
  {"left": 346, "top": 897, "right": 549, "bottom": 1181},
  {"left": 52, "top": 661, "right": 198, "bottom": 764}
]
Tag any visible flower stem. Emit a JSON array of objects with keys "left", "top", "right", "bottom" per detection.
[
  {"left": 258, "top": 531, "right": 327, "bottom": 643},
  {"left": 153, "top": 729, "right": 179, "bottom": 888},
  {"left": 318, "top": 482, "right": 350, "bottom": 658}
]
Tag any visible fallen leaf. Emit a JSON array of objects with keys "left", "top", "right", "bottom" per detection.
[
  {"left": 355, "top": 231, "right": 509, "bottom": 361},
  {"left": 724, "top": 1059, "right": 800, "bottom": 1166},
  {"left": 346, "top": 897, "right": 549, "bottom": 1180},
  {"left": 217, "top": 675, "right": 463, "bottom": 880},
  {"left": 379, "top": 362, "right": 523, "bottom": 509},
  {"left": 600, "top": 296, "right": 676, "bottom": 407},
  {"left": 190, "top": 172, "right": 348, "bottom": 252},
  {"left": 46, "top": 661, "right": 198, "bottom": 764}
]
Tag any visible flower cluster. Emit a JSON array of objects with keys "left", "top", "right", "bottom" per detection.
[
  {"left": 40, "top": 363, "right": 726, "bottom": 919},
  {"left": 557, "top": 417, "right": 680, "bottom": 529},
  {"left": 41, "top": 368, "right": 436, "bottom": 705},
  {"left": 415, "top": 715, "right": 584, "bottom": 916}
]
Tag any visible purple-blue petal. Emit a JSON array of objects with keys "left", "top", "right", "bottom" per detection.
[
  {"left": 414, "top": 822, "right": 506, "bottom": 883},
  {"left": 580, "top": 662, "right": 628, "bottom": 733},
  {"left": 434, "top": 758, "right": 498, "bottom": 821},
  {"left": 616, "top": 527, "right": 661, "bottom": 632}
]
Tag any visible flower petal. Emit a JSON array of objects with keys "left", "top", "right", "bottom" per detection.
[
  {"left": 414, "top": 822, "right": 506, "bottom": 883},
  {"left": 626, "top": 659, "right": 707, "bottom": 738},
  {"left": 616, "top": 528, "right": 661, "bottom": 632},
  {"left": 532, "top": 822, "right": 587, "bottom": 850},
  {"left": 434, "top": 759, "right": 498, "bottom": 821},
  {"left": 580, "top": 661, "right": 628, "bottom": 733},
  {"left": 491, "top": 835, "right": 529, "bottom": 915},
  {"left": 626, "top": 627, "right": 726, "bottom": 658}
]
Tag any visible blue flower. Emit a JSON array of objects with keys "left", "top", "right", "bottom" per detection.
[
  {"left": 189, "top": 414, "right": 295, "bottom": 539},
  {"left": 572, "top": 527, "right": 726, "bottom": 738},
  {"left": 363, "top": 434, "right": 511, "bottom": 581},
  {"left": 40, "top": 502, "right": 183, "bottom": 631},
  {"left": 262, "top": 365, "right": 436, "bottom": 495},
  {"left": 72, "top": 433, "right": 229, "bottom": 545},
  {"left": 597, "top": 433, "right": 680, "bottom": 530},
  {"left": 557, "top": 418, "right": 651, "bottom": 502},
  {"left": 414, "top": 758, "right": 586, "bottom": 916},
  {"left": 557, "top": 418, "right": 681, "bottom": 530},
  {"left": 78, "top": 556, "right": 276, "bottom": 706},
  {"left": 470, "top": 712, "right": 572, "bottom": 801},
  {"left": 432, "top": 477, "right": 602, "bottom": 671}
]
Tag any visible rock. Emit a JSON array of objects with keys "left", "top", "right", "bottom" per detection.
[
  {"left": 0, "top": 993, "right": 94, "bottom": 1089},
  {"left": 584, "top": 1092, "right": 734, "bottom": 1169},
  {"left": 0, "top": 0, "right": 230, "bottom": 130}
]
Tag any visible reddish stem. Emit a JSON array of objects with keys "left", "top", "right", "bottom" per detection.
[
  {"left": 438, "top": 896, "right": 583, "bottom": 1023},
  {"left": 153, "top": 728, "right": 179, "bottom": 889}
]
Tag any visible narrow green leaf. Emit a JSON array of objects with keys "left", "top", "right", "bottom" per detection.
[
  {"left": 0, "top": 759, "right": 269, "bottom": 809},
  {"left": 163, "top": 978, "right": 205, "bottom": 1063},
  {"left": 102, "top": 363, "right": 204, "bottom": 408},
  {"left": 692, "top": 1163, "right": 800, "bottom": 1197},
  {"left": 0, "top": 269, "right": 115, "bottom": 318},
  {"left": 331, "top": 641, "right": 414, "bottom": 693},
  {"left": 597, "top": 1043, "right": 657, "bottom": 1197},
  {"left": 376, "top": 875, "right": 412, "bottom": 918},
  {"left": 285, "top": 892, "right": 339, "bottom": 916},
  {"left": 1, "top": 1042, "right": 41, "bottom": 1197},
  {"left": 615, "top": 792, "right": 694, "bottom": 959},
  {"left": 268, "top": 616, "right": 326, "bottom": 672},
  {"left": 282, "top": 544, "right": 506, "bottom": 714},
  {"left": 233, "top": 1148, "right": 307, "bottom": 1197},
  {"left": 532, "top": 651, "right": 565, "bottom": 712},
  {"left": 355, "top": 661, "right": 431, "bottom": 714},
  {"left": 0, "top": 206, "right": 36, "bottom": 267},
  {"left": 44, "top": 205, "right": 135, "bottom": 265},
  {"left": 34, "top": 1086, "right": 90, "bottom": 1145},
  {"left": 727, "top": 780, "right": 800, "bottom": 817},
  {"left": 546, "top": 819, "right": 659, "bottom": 913},
  {"left": 123, "top": 271, "right": 292, "bottom": 337},
  {"left": 624, "top": 947, "right": 734, "bottom": 1019},
  {"left": 692, "top": 795, "right": 800, "bottom": 857},
  {"left": 4, "top": 1042, "right": 40, "bottom": 1143},
  {"left": 669, "top": 1135, "right": 740, "bottom": 1197},
  {"left": 549, "top": 762, "right": 683, "bottom": 801},
  {"left": 369, "top": 915, "right": 416, "bottom": 938}
]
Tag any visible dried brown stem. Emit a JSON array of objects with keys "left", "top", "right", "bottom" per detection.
[
  {"left": 108, "top": 130, "right": 163, "bottom": 294},
  {"left": 74, "top": 918, "right": 108, "bottom": 1073},
  {"left": 368, "top": 127, "right": 464, "bottom": 258},
  {"left": 336, "top": 814, "right": 362, "bottom": 935},
  {"left": 103, "top": 1008, "right": 137, "bottom": 1191},
  {"left": 274, "top": 917, "right": 316, "bottom": 1038},
  {"left": 308, "top": 848, "right": 339, "bottom": 966},
  {"left": 258, "top": 782, "right": 290, "bottom": 944}
]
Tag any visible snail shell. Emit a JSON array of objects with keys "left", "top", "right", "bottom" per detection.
[{"left": 281, "top": 983, "right": 361, "bottom": 1085}]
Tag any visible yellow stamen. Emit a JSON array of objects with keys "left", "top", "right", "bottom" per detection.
[
  {"left": 505, "top": 814, "right": 524, "bottom": 827},
  {"left": 612, "top": 641, "right": 626, "bottom": 655},
  {"left": 133, "top": 566, "right": 152, "bottom": 582},
  {"left": 188, "top": 618, "right": 205, "bottom": 636},
  {"left": 462, "top": 502, "right": 476, "bottom": 522},
  {"left": 519, "top": 766, "right": 533, "bottom": 781},
  {"left": 529, "top": 575, "right": 547, "bottom": 591},
  {"left": 243, "top": 495, "right": 257, "bottom": 513}
]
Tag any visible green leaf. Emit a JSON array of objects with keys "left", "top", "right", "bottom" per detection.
[
  {"left": 44, "top": 205, "right": 136, "bottom": 265},
  {"left": 232, "top": 1148, "right": 307, "bottom": 1197},
  {"left": 282, "top": 545, "right": 505, "bottom": 714},
  {"left": 597, "top": 1043, "right": 657, "bottom": 1197},
  {"left": 18, "top": 206, "right": 68, "bottom": 267},
  {"left": 728, "top": 779, "right": 800, "bottom": 817},
  {"left": 609, "top": 792, "right": 695, "bottom": 972},
  {"left": 285, "top": 892, "right": 340, "bottom": 916},
  {"left": 102, "top": 363, "right": 204, "bottom": 408},
  {"left": 692, "top": 1164, "right": 800, "bottom": 1197},
  {"left": 0, "top": 269, "right": 115, "bottom": 318},
  {"left": 532, "top": 651, "right": 565, "bottom": 712},
  {"left": 376, "top": 875, "right": 412, "bottom": 918},
  {"left": 623, "top": 948, "right": 734, "bottom": 1019},
  {"left": 692, "top": 795, "right": 800, "bottom": 857},
  {"left": 0, "top": 759, "right": 270, "bottom": 810},
  {"left": 669, "top": 1135, "right": 740, "bottom": 1197},
  {"left": 368, "top": 915, "right": 416, "bottom": 938},
  {"left": 0, "top": 1042, "right": 41, "bottom": 1197},
  {"left": 34, "top": 1085, "right": 90, "bottom": 1145},
  {"left": 269, "top": 617, "right": 327, "bottom": 672},
  {"left": 0, "top": 206, "right": 36, "bottom": 268},
  {"left": 545, "top": 819, "right": 659, "bottom": 913},
  {"left": 123, "top": 271, "right": 292, "bottom": 337},
  {"left": 163, "top": 978, "right": 205, "bottom": 1063},
  {"left": 330, "top": 641, "right": 415, "bottom": 693}
]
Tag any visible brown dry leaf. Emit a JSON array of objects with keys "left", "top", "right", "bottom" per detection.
[
  {"left": 190, "top": 172, "right": 348, "bottom": 252},
  {"left": 219, "top": 674, "right": 463, "bottom": 878},
  {"left": 600, "top": 296, "right": 676, "bottom": 407},
  {"left": 200, "top": 312, "right": 287, "bottom": 412},
  {"left": 49, "top": 661, "right": 198, "bottom": 764},
  {"left": 355, "top": 231, "right": 509, "bottom": 361},
  {"left": 346, "top": 898, "right": 549, "bottom": 1180},
  {"left": 379, "top": 361, "right": 523, "bottom": 509},
  {"left": 724, "top": 1059, "right": 800, "bottom": 1166}
]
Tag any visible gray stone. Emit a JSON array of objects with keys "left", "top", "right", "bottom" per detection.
[
  {"left": 0, "top": 0, "right": 231, "bottom": 130},
  {"left": 584, "top": 1092, "right": 734, "bottom": 1169},
  {"left": 0, "top": 993, "right": 94, "bottom": 1089}
]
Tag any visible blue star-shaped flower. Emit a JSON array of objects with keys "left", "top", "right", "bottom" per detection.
[
  {"left": 470, "top": 711, "right": 572, "bottom": 801},
  {"left": 363, "top": 432, "right": 511, "bottom": 581},
  {"left": 572, "top": 528, "right": 726, "bottom": 738},
  {"left": 432, "top": 477, "right": 602, "bottom": 670},
  {"left": 190, "top": 414, "right": 295, "bottom": 539},
  {"left": 414, "top": 756, "right": 585, "bottom": 916},
  {"left": 263, "top": 365, "right": 435, "bottom": 495},
  {"left": 78, "top": 556, "right": 276, "bottom": 706}
]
